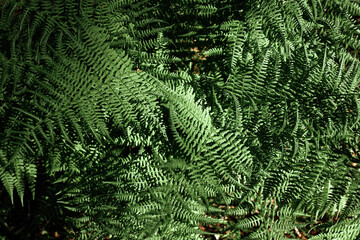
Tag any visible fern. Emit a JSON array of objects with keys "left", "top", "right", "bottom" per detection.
[{"left": 1, "top": 0, "right": 360, "bottom": 239}]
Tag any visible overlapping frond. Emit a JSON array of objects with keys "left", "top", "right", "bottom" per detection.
[{"left": 1, "top": 0, "right": 360, "bottom": 239}]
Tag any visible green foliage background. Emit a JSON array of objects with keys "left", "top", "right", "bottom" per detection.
[{"left": 1, "top": 0, "right": 360, "bottom": 239}]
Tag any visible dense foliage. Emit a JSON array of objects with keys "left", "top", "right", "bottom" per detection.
[{"left": 1, "top": 0, "right": 360, "bottom": 239}]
